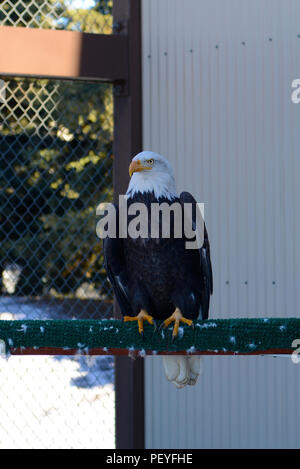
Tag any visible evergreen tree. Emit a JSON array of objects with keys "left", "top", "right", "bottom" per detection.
[{"left": 0, "top": 1, "right": 113, "bottom": 302}]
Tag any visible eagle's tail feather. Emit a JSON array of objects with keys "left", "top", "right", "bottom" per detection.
[
  {"left": 187, "top": 356, "right": 202, "bottom": 385},
  {"left": 162, "top": 355, "right": 203, "bottom": 388}
]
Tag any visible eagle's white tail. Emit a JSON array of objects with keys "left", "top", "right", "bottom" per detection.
[{"left": 162, "top": 355, "right": 203, "bottom": 388}]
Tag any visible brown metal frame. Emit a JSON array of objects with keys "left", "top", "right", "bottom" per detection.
[
  {"left": 0, "top": 0, "right": 144, "bottom": 450},
  {"left": 9, "top": 347, "right": 294, "bottom": 357},
  {"left": 0, "top": 26, "right": 128, "bottom": 81},
  {"left": 113, "top": 0, "right": 144, "bottom": 451}
]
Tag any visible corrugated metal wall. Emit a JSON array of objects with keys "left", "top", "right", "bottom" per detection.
[{"left": 142, "top": 0, "right": 300, "bottom": 449}]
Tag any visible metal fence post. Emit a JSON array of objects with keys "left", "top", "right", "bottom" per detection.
[{"left": 113, "top": 0, "right": 144, "bottom": 450}]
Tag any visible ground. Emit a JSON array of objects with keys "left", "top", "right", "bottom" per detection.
[{"left": 0, "top": 297, "right": 115, "bottom": 449}]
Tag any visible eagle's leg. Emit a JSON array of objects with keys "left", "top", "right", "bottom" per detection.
[
  {"left": 123, "top": 309, "right": 154, "bottom": 336},
  {"left": 160, "top": 307, "right": 193, "bottom": 338}
]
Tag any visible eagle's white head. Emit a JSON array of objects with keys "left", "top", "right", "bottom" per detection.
[{"left": 126, "top": 151, "right": 178, "bottom": 200}]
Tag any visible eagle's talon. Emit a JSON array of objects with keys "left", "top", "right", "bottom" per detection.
[
  {"left": 152, "top": 319, "right": 158, "bottom": 333},
  {"left": 123, "top": 310, "right": 154, "bottom": 336},
  {"left": 158, "top": 321, "right": 166, "bottom": 332},
  {"left": 162, "top": 308, "right": 194, "bottom": 338}
]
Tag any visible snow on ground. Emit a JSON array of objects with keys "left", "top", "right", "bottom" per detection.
[{"left": 0, "top": 297, "right": 115, "bottom": 449}]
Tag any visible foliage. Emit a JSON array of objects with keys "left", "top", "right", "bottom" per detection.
[
  {"left": 0, "top": 1, "right": 113, "bottom": 301},
  {"left": 0, "top": 0, "right": 113, "bottom": 32}
]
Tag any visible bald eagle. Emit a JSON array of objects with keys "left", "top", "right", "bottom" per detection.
[{"left": 104, "top": 151, "right": 213, "bottom": 387}]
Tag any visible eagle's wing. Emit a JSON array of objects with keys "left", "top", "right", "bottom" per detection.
[
  {"left": 179, "top": 191, "right": 213, "bottom": 319},
  {"left": 103, "top": 206, "right": 132, "bottom": 316}
]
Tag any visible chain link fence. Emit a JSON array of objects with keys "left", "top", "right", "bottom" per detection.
[
  {"left": 0, "top": 0, "right": 113, "bottom": 33},
  {"left": 0, "top": 0, "right": 115, "bottom": 449}
]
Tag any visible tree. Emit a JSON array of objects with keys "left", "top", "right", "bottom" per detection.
[
  {"left": 0, "top": 1, "right": 113, "bottom": 302},
  {"left": 0, "top": 1, "right": 112, "bottom": 31}
]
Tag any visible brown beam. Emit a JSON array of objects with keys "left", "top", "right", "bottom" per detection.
[
  {"left": 9, "top": 347, "right": 294, "bottom": 356},
  {"left": 113, "top": 0, "right": 144, "bottom": 451},
  {"left": 0, "top": 26, "right": 128, "bottom": 81}
]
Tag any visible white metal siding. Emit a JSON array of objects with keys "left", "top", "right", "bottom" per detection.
[{"left": 142, "top": 0, "right": 300, "bottom": 448}]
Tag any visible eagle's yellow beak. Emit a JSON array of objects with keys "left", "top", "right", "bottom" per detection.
[{"left": 129, "top": 160, "right": 152, "bottom": 177}]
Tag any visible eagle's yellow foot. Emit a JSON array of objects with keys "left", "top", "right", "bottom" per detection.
[
  {"left": 123, "top": 309, "right": 154, "bottom": 336},
  {"left": 160, "top": 308, "right": 194, "bottom": 339}
]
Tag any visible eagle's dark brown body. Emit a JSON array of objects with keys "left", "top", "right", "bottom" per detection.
[{"left": 104, "top": 191, "right": 213, "bottom": 321}]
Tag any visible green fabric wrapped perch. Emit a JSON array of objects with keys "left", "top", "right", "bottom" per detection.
[{"left": 0, "top": 318, "right": 299, "bottom": 355}]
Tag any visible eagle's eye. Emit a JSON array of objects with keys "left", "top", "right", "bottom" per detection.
[{"left": 147, "top": 158, "right": 154, "bottom": 165}]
